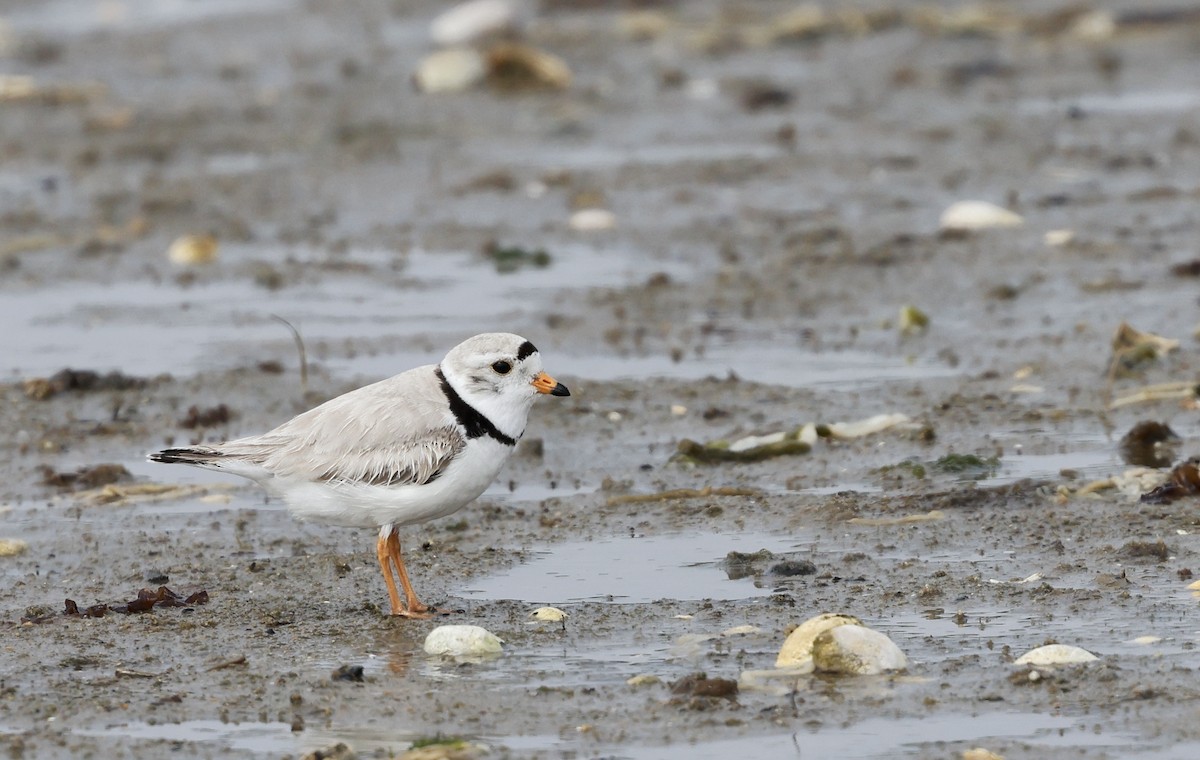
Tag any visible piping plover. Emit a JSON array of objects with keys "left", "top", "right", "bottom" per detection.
[{"left": 150, "top": 332, "right": 570, "bottom": 618}]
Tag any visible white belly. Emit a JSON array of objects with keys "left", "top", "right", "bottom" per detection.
[{"left": 271, "top": 438, "right": 512, "bottom": 530}]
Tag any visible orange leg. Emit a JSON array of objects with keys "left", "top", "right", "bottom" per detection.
[
  {"left": 375, "top": 531, "right": 405, "bottom": 616},
  {"left": 386, "top": 530, "right": 435, "bottom": 618}
]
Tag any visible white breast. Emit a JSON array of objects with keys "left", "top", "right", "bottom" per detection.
[{"left": 272, "top": 437, "right": 513, "bottom": 529}]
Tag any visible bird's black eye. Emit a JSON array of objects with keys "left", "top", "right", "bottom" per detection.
[{"left": 491, "top": 360, "right": 512, "bottom": 375}]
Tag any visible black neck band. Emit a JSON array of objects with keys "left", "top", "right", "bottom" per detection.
[{"left": 436, "top": 367, "right": 518, "bottom": 447}]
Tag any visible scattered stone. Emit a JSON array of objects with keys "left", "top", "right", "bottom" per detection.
[
  {"left": 1119, "top": 421, "right": 1179, "bottom": 468},
  {"left": 23, "top": 368, "right": 148, "bottom": 400},
  {"left": 528, "top": 606, "right": 568, "bottom": 623},
  {"left": 39, "top": 463, "right": 131, "bottom": 491},
  {"left": 483, "top": 240, "right": 551, "bottom": 273},
  {"left": 1013, "top": 644, "right": 1098, "bottom": 666},
  {"left": 626, "top": 674, "right": 660, "bottom": 687},
  {"left": 670, "top": 672, "right": 738, "bottom": 700},
  {"left": 414, "top": 47, "right": 486, "bottom": 93},
  {"left": 568, "top": 208, "right": 617, "bottom": 231},
  {"left": 1120, "top": 539, "right": 1171, "bottom": 562},
  {"left": 939, "top": 200, "right": 1024, "bottom": 233},
  {"left": 179, "top": 403, "right": 233, "bottom": 429},
  {"left": 167, "top": 234, "right": 218, "bottom": 266},
  {"left": 1044, "top": 229, "right": 1075, "bottom": 247},
  {"left": 331, "top": 664, "right": 365, "bottom": 682},
  {"left": 423, "top": 625, "right": 504, "bottom": 657},
  {"left": 301, "top": 742, "right": 357, "bottom": 760},
  {"left": 811, "top": 624, "right": 907, "bottom": 675},
  {"left": 1127, "top": 635, "right": 1162, "bottom": 646},
  {"left": 962, "top": 749, "right": 1005, "bottom": 760},
  {"left": 0, "top": 538, "right": 28, "bottom": 557},
  {"left": 1110, "top": 322, "right": 1179, "bottom": 375},
  {"left": 770, "top": 560, "right": 817, "bottom": 577},
  {"left": 1141, "top": 459, "right": 1200, "bottom": 503},
  {"left": 486, "top": 43, "right": 571, "bottom": 91},
  {"left": 776, "top": 612, "right": 863, "bottom": 668}
]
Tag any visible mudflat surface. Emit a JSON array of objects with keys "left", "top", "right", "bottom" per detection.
[{"left": 3, "top": 1, "right": 1200, "bottom": 758}]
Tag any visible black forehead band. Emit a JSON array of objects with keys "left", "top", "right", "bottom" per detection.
[{"left": 516, "top": 340, "right": 538, "bottom": 362}]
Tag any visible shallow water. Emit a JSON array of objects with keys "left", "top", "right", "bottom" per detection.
[{"left": 460, "top": 531, "right": 807, "bottom": 603}]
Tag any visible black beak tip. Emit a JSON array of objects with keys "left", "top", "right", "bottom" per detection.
[{"left": 551, "top": 383, "right": 570, "bottom": 397}]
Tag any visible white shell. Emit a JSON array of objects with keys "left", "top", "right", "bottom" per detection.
[
  {"left": 811, "top": 624, "right": 908, "bottom": 675},
  {"left": 775, "top": 613, "right": 862, "bottom": 668},
  {"left": 414, "top": 48, "right": 486, "bottom": 94},
  {"left": 430, "top": 0, "right": 516, "bottom": 46},
  {"left": 423, "top": 625, "right": 504, "bottom": 657},
  {"left": 939, "top": 200, "right": 1024, "bottom": 231},
  {"left": 568, "top": 208, "right": 616, "bottom": 231},
  {"left": 1013, "top": 644, "right": 1098, "bottom": 666}
]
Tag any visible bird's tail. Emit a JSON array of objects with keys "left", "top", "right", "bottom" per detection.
[{"left": 148, "top": 447, "right": 226, "bottom": 467}]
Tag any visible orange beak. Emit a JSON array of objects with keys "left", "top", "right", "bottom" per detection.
[{"left": 532, "top": 371, "right": 570, "bottom": 397}]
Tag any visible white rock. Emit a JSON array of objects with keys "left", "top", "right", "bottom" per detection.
[
  {"left": 776, "top": 613, "right": 862, "bottom": 668},
  {"left": 0, "top": 538, "right": 28, "bottom": 557},
  {"left": 962, "top": 749, "right": 1005, "bottom": 760},
  {"left": 811, "top": 624, "right": 908, "bottom": 675},
  {"left": 1044, "top": 229, "right": 1075, "bottom": 247},
  {"left": 167, "top": 234, "right": 218, "bottom": 266},
  {"left": 414, "top": 48, "right": 486, "bottom": 93},
  {"left": 528, "top": 606, "right": 568, "bottom": 623},
  {"left": 939, "top": 200, "right": 1024, "bottom": 232},
  {"left": 568, "top": 208, "right": 616, "bottom": 231},
  {"left": 826, "top": 413, "right": 911, "bottom": 440},
  {"left": 626, "top": 674, "right": 660, "bottom": 687},
  {"left": 1013, "top": 644, "right": 1097, "bottom": 666},
  {"left": 1127, "top": 635, "right": 1162, "bottom": 646},
  {"left": 423, "top": 625, "right": 504, "bottom": 657},
  {"left": 670, "top": 404, "right": 688, "bottom": 416},
  {"left": 431, "top": 0, "right": 516, "bottom": 46},
  {"left": 721, "top": 624, "right": 761, "bottom": 637},
  {"left": 1069, "top": 10, "right": 1116, "bottom": 42}
]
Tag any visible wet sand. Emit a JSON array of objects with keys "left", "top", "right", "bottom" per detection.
[{"left": 3, "top": 1, "right": 1200, "bottom": 758}]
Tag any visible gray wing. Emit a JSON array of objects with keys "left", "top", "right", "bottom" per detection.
[{"left": 218, "top": 365, "right": 465, "bottom": 487}]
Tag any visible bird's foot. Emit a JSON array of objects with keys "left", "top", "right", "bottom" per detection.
[{"left": 389, "top": 602, "right": 460, "bottom": 619}]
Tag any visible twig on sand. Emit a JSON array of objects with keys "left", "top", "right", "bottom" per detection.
[{"left": 271, "top": 314, "right": 309, "bottom": 395}]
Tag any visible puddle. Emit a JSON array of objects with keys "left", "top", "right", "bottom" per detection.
[
  {"left": 5, "top": 0, "right": 299, "bottom": 34},
  {"left": 994, "top": 448, "right": 1121, "bottom": 485},
  {"left": 1, "top": 247, "right": 686, "bottom": 378},
  {"left": 1020, "top": 89, "right": 1200, "bottom": 115},
  {"left": 72, "top": 720, "right": 297, "bottom": 754},
  {"left": 460, "top": 531, "right": 807, "bottom": 603},
  {"left": 559, "top": 344, "right": 956, "bottom": 390},
  {"left": 596, "top": 711, "right": 1125, "bottom": 759},
  {"left": 69, "top": 709, "right": 1173, "bottom": 759},
  {"left": 884, "top": 609, "right": 1200, "bottom": 662}
]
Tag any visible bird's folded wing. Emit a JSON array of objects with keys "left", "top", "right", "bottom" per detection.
[{"left": 220, "top": 367, "right": 466, "bottom": 487}]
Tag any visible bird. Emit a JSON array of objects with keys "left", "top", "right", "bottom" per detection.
[{"left": 149, "top": 332, "right": 570, "bottom": 618}]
